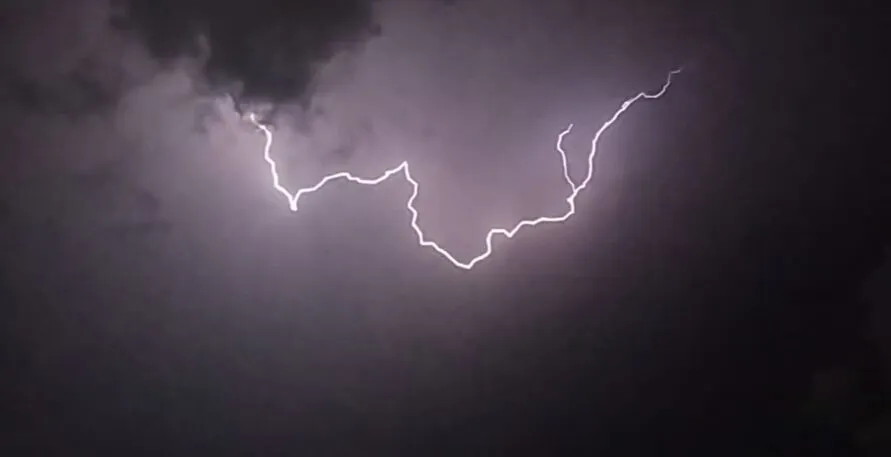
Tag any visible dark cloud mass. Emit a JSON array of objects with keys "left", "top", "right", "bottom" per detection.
[
  {"left": 0, "top": 0, "right": 134, "bottom": 116},
  {"left": 113, "top": 0, "right": 382, "bottom": 109}
]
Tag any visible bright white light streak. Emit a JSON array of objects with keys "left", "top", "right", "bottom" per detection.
[{"left": 247, "top": 69, "right": 680, "bottom": 270}]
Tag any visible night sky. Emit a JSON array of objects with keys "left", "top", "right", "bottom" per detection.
[{"left": 1, "top": 0, "right": 889, "bottom": 455}]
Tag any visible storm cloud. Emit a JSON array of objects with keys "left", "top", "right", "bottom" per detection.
[{"left": 111, "top": 0, "right": 383, "bottom": 111}]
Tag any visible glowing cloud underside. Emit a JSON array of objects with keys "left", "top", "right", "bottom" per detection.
[{"left": 247, "top": 69, "right": 680, "bottom": 270}]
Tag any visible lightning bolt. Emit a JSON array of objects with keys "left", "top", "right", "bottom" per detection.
[{"left": 247, "top": 69, "right": 680, "bottom": 270}]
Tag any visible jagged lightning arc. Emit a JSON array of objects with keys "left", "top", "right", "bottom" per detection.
[{"left": 247, "top": 69, "right": 680, "bottom": 270}]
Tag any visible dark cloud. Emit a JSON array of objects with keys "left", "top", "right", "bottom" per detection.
[
  {"left": 104, "top": 215, "right": 172, "bottom": 239},
  {"left": 2, "top": 63, "right": 120, "bottom": 117},
  {"left": 0, "top": 0, "right": 132, "bottom": 116},
  {"left": 69, "top": 153, "right": 171, "bottom": 238},
  {"left": 112, "top": 0, "right": 384, "bottom": 111}
]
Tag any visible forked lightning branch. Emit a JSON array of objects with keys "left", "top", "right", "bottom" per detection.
[{"left": 247, "top": 69, "right": 680, "bottom": 270}]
